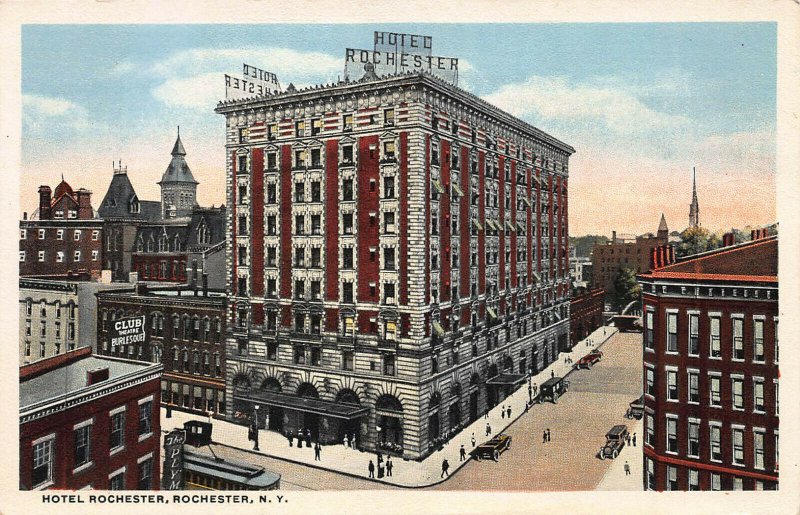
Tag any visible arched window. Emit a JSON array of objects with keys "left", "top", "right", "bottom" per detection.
[
  {"left": 173, "top": 235, "right": 181, "bottom": 252},
  {"left": 158, "top": 234, "right": 168, "bottom": 252},
  {"left": 146, "top": 235, "right": 154, "bottom": 252}
]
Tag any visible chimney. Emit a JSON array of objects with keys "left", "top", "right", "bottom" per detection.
[
  {"left": 191, "top": 260, "right": 198, "bottom": 293},
  {"left": 650, "top": 247, "right": 658, "bottom": 270},
  {"left": 202, "top": 273, "right": 208, "bottom": 297},
  {"left": 668, "top": 245, "right": 675, "bottom": 264},
  {"left": 86, "top": 367, "right": 109, "bottom": 386},
  {"left": 76, "top": 188, "right": 93, "bottom": 219},
  {"left": 23, "top": 212, "right": 27, "bottom": 220},
  {"left": 38, "top": 186, "right": 52, "bottom": 220},
  {"left": 129, "top": 271, "right": 139, "bottom": 285},
  {"left": 612, "top": 230, "right": 617, "bottom": 244},
  {"left": 722, "top": 232, "right": 735, "bottom": 247}
]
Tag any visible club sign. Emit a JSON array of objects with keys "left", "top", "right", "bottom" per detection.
[{"left": 109, "top": 315, "right": 146, "bottom": 347}]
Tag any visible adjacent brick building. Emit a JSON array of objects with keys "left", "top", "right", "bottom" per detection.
[
  {"left": 20, "top": 178, "right": 103, "bottom": 279},
  {"left": 637, "top": 232, "right": 778, "bottom": 491},
  {"left": 19, "top": 347, "right": 162, "bottom": 490},
  {"left": 570, "top": 287, "right": 604, "bottom": 347},
  {"left": 96, "top": 284, "right": 227, "bottom": 418},
  {"left": 215, "top": 72, "right": 574, "bottom": 460}
]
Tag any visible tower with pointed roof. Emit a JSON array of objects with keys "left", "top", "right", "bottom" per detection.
[
  {"left": 159, "top": 127, "right": 199, "bottom": 218},
  {"left": 689, "top": 166, "right": 699, "bottom": 228},
  {"left": 657, "top": 213, "right": 669, "bottom": 244}
]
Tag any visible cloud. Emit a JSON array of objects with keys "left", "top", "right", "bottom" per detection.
[
  {"left": 22, "top": 94, "right": 91, "bottom": 133},
  {"left": 149, "top": 47, "right": 343, "bottom": 110}
]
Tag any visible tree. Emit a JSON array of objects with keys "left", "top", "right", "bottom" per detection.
[
  {"left": 609, "top": 267, "right": 641, "bottom": 313},
  {"left": 569, "top": 234, "right": 609, "bottom": 258},
  {"left": 676, "top": 226, "right": 721, "bottom": 258}
]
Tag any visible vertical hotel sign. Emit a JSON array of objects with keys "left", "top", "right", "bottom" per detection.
[
  {"left": 162, "top": 429, "right": 186, "bottom": 490},
  {"left": 344, "top": 31, "right": 459, "bottom": 85},
  {"left": 225, "top": 63, "right": 282, "bottom": 100}
]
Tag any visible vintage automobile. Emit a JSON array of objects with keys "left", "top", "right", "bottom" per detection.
[
  {"left": 624, "top": 395, "right": 645, "bottom": 420},
  {"left": 471, "top": 434, "right": 513, "bottom": 461},
  {"left": 574, "top": 350, "right": 603, "bottom": 369},
  {"left": 598, "top": 424, "right": 629, "bottom": 460},
  {"left": 538, "top": 376, "right": 569, "bottom": 404}
]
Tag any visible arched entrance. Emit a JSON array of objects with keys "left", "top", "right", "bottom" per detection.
[
  {"left": 486, "top": 363, "right": 499, "bottom": 408},
  {"left": 375, "top": 394, "right": 403, "bottom": 452},
  {"left": 519, "top": 350, "right": 527, "bottom": 375},
  {"left": 469, "top": 373, "right": 481, "bottom": 421},
  {"left": 296, "top": 382, "right": 320, "bottom": 439},
  {"left": 448, "top": 402, "right": 461, "bottom": 430},
  {"left": 260, "top": 378, "right": 283, "bottom": 431},
  {"left": 231, "top": 373, "right": 252, "bottom": 421},
  {"left": 428, "top": 392, "right": 441, "bottom": 444},
  {"left": 335, "top": 389, "right": 362, "bottom": 443}
]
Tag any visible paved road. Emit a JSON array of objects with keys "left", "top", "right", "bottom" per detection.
[{"left": 428, "top": 331, "right": 643, "bottom": 491}]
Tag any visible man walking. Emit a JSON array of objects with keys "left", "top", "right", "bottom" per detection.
[
  {"left": 486, "top": 423, "right": 492, "bottom": 436},
  {"left": 314, "top": 442, "right": 321, "bottom": 461},
  {"left": 542, "top": 430, "right": 548, "bottom": 443},
  {"left": 632, "top": 433, "right": 637, "bottom": 447},
  {"left": 471, "top": 433, "right": 476, "bottom": 448},
  {"left": 533, "top": 382, "right": 538, "bottom": 397},
  {"left": 501, "top": 405, "right": 506, "bottom": 419},
  {"left": 386, "top": 458, "right": 393, "bottom": 477},
  {"left": 624, "top": 461, "right": 631, "bottom": 476},
  {"left": 528, "top": 384, "right": 533, "bottom": 402},
  {"left": 506, "top": 406, "right": 511, "bottom": 419},
  {"left": 352, "top": 433, "right": 357, "bottom": 451},
  {"left": 441, "top": 459, "right": 450, "bottom": 478},
  {"left": 626, "top": 433, "right": 631, "bottom": 446},
  {"left": 343, "top": 434, "right": 349, "bottom": 449},
  {"left": 460, "top": 444, "right": 467, "bottom": 461},
  {"left": 551, "top": 370, "right": 555, "bottom": 378},
  {"left": 306, "top": 428, "right": 312, "bottom": 449},
  {"left": 547, "top": 428, "right": 551, "bottom": 442},
  {"left": 368, "top": 460, "right": 375, "bottom": 478}
]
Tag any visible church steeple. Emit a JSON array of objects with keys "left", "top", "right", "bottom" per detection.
[
  {"left": 657, "top": 213, "right": 669, "bottom": 243},
  {"left": 159, "top": 126, "right": 198, "bottom": 218},
  {"left": 689, "top": 166, "right": 700, "bottom": 228}
]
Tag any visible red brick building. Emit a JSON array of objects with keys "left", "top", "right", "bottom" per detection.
[
  {"left": 216, "top": 72, "right": 574, "bottom": 459},
  {"left": 570, "top": 287, "right": 604, "bottom": 346},
  {"left": 20, "top": 179, "right": 103, "bottom": 279},
  {"left": 637, "top": 233, "right": 778, "bottom": 491},
  {"left": 19, "top": 347, "right": 163, "bottom": 490}
]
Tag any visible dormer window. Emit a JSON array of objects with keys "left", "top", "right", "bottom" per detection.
[{"left": 130, "top": 197, "right": 140, "bottom": 214}]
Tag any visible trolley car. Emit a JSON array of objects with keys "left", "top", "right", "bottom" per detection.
[{"left": 183, "top": 450, "right": 281, "bottom": 490}]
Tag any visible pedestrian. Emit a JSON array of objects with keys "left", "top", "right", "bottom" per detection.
[
  {"left": 624, "top": 461, "right": 631, "bottom": 476},
  {"left": 386, "top": 458, "right": 393, "bottom": 477},
  {"left": 441, "top": 459, "right": 450, "bottom": 478},
  {"left": 287, "top": 431, "right": 293, "bottom": 447},
  {"left": 604, "top": 328, "right": 607, "bottom": 336},
  {"left": 352, "top": 433, "right": 357, "bottom": 451},
  {"left": 542, "top": 430, "right": 547, "bottom": 443},
  {"left": 459, "top": 444, "right": 467, "bottom": 461},
  {"left": 551, "top": 370, "right": 555, "bottom": 378},
  {"left": 297, "top": 429, "right": 304, "bottom": 448},
  {"left": 506, "top": 406, "right": 511, "bottom": 419},
  {"left": 343, "top": 434, "right": 349, "bottom": 448},
  {"left": 314, "top": 442, "right": 321, "bottom": 461},
  {"left": 533, "top": 382, "right": 538, "bottom": 396},
  {"left": 471, "top": 433, "right": 476, "bottom": 448},
  {"left": 525, "top": 400, "right": 529, "bottom": 413},
  {"left": 547, "top": 428, "right": 551, "bottom": 442},
  {"left": 306, "top": 428, "right": 312, "bottom": 448},
  {"left": 377, "top": 452, "right": 384, "bottom": 478},
  {"left": 626, "top": 434, "right": 631, "bottom": 446},
  {"left": 368, "top": 460, "right": 375, "bottom": 478},
  {"left": 484, "top": 408, "right": 489, "bottom": 419},
  {"left": 501, "top": 405, "right": 506, "bottom": 419},
  {"left": 486, "top": 423, "right": 491, "bottom": 436},
  {"left": 528, "top": 385, "right": 533, "bottom": 402},
  {"left": 632, "top": 433, "right": 637, "bottom": 447}
]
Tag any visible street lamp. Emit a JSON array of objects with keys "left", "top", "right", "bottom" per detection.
[{"left": 253, "top": 405, "right": 260, "bottom": 451}]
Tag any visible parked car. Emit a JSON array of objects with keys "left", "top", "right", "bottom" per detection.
[
  {"left": 625, "top": 395, "right": 645, "bottom": 420},
  {"left": 471, "top": 434, "right": 512, "bottom": 461},
  {"left": 574, "top": 350, "right": 603, "bottom": 369},
  {"left": 538, "top": 376, "right": 569, "bottom": 404},
  {"left": 599, "top": 424, "right": 629, "bottom": 460}
]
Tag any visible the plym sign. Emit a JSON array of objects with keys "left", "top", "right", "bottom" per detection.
[
  {"left": 162, "top": 429, "right": 186, "bottom": 490},
  {"left": 225, "top": 63, "right": 281, "bottom": 100},
  {"left": 109, "top": 315, "right": 146, "bottom": 347},
  {"left": 344, "top": 48, "right": 459, "bottom": 84}
]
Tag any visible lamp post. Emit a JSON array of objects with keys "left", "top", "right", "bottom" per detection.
[{"left": 253, "top": 405, "right": 260, "bottom": 451}]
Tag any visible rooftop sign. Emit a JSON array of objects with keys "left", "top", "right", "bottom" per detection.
[{"left": 225, "top": 63, "right": 282, "bottom": 100}]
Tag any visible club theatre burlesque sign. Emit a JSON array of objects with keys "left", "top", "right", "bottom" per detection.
[
  {"left": 109, "top": 315, "right": 146, "bottom": 347},
  {"left": 345, "top": 31, "right": 459, "bottom": 85}
]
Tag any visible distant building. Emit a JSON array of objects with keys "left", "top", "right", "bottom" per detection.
[
  {"left": 591, "top": 214, "right": 669, "bottom": 294},
  {"left": 19, "top": 347, "right": 162, "bottom": 490},
  {"left": 689, "top": 167, "right": 700, "bottom": 228},
  {"left": 569, "top": 255, "right": 592, "bottom": 288},
  {"left": 570, "top": 287, "right": 604, "bottom": 346},
  {"left": 637, "top": 232, "right": 778, "bottom": 491},
  {"left": 20, "top": 178, "right": 104, "bottom": 279},
  {"left": 96, "top": 284, "right": 227, "bottom": 418}
]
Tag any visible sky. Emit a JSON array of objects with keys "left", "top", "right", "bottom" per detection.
[{"left": 20, "top": 23, "right": 776, "bottom": 236}]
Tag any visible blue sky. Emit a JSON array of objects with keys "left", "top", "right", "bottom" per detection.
[{"left": 21, "top": 23, "right": 776, "bottom": 234}]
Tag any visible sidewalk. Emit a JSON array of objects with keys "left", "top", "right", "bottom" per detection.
[
  {"left": 162, "top": 325, "right": 619, "bottom": 488},
  {"left": 595, "top": 416, "right": 644, "bottom": 491}
]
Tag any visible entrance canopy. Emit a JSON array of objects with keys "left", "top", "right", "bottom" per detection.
[
  {"left": 485, "top": 373, "right": 527, "bottom": 386},
  {"left": 234, "top": 389, "right": 369, "bottom": 420}
]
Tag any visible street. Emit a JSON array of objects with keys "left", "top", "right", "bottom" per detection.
[{"left": 429, "top": 331, "right": 643, "bottom": 491}]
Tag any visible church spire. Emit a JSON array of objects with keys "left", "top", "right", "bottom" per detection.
[{"left": 689, "top": 166, "right": 700, "bottom": 227}]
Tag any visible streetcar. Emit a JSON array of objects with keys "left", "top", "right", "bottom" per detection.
[{"left": 183, "top": 449, "right": 281, "bottom": 490}]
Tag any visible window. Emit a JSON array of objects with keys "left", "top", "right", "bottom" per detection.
[
  {"left": 666, "top": 466, "right": 678, "bottom": 491},
  {"left": 384, "top": 108, "right": 395, "bottom": 126},
  {"left": 266, "top": 215, "right": 276, "bottom": 235},
  {"left": 343, "top": 178, "right": 354, "bottom": 201},
  {"left": 666, "top": 416, "right": 678, "bottom": 454},
  {"left": 138, "top": 400, "right": 152, "bottom": 437},
  {"left": 342, "top": 282, "right": 353, "bottom": 304},
  {"left": 311, "top": 247, "right": 321, "bottom": 268},
  {"left": 267, "top": 247, "right": 277, "bottom": 267},
  {"left": 343, "top": 247, "right": 354, "bottom": 269},
  {"left": 343, "top": 316, "right": 355, "bottom": 336},
  {"left": 383, "top": 354, "right": 396, "bottom": 375},
  {"left": 342, "top": 351, "right": 354, "bottom": 371},
  {"left": 384, "top": 247, "right": 396, "bottom": 270},
  {"left": 294, "top": 279, "right": 305, "bottom": 299},
  {"left": 267, "top": 124, "right": 278, "bottom": 141},
  {"left": 295, "top": 120, "right": 305, "bottom": 137},
  {"left": 56, "top": 229, "right": 64, "bottom": 240},
  {"left": 311, "top": 118, "right": 321, "bottom": 136},
  {"left": 709, "top": 375, "right": 721, "bottom": 407},
  {"left": 710, "top": 424, "right": 722, "bottom": 462},
  {"left": 667, "top": 370, "right": 678, "bottom": 401},
  {"left": 384, "top": 176, "right": 395, "bottom": 199},
  {"left": 732, "top": 426, "right": 744, "bottom": 466},
  {"left": 645, "top": 414, "right": 654, "bottom": 446},
  {"left": 342, "top": 145, "right": 354, "bottom": 163},
  {"left": 710, "top": 316, "right": 721, "bottom": 357},
  {"left": 311, "top": 347, "right": 321, "bottom": 366},
  {"left": 39, "top": 228, "right": 46, "bottom": 239},
  {"left": 343, "top": 213, "right": 354, "bottom": 234},
  {"left": 295, "top": 214, "right": 305, "bottom": 235},
  {"left": 732, "top": 317, "right": 744, "bottom": 360},
  {"left": 732, "top": 377, "right": 743, "bottom": 410},
  {"left": 311, "top": 280, "right": 321, "bottom": 300},
  {"left": 688, "top": 313, "right": 699, "bottom": 355},
  {"left": 295, "top": 181, "right": 305, "bottom": 202},
  {"left": 311, "top": 214, "right": 321, "bottom": 235},
  {"left": 294, "top": 346, "right": 306, "bottom": 364},
  {"left": 645, "top": 366, "right": 655, "bottom": 396},
  {"left": 294, "top": 247, "right": 305, "bottom": 267},
  {"left": 19, "top": 251, "right": 25, "bottom": 262},
  {"left": 688, "top": 419, "right": 700, "bottom": 457},
  {"left": 110, "top": 411, "right": 125, "bottom": 450},
  {"left": 32, "top": 437, "right": 54, "bottom": 487},
  {"left": 754, "top": 379, "right": 765, "bottom": 412},
  {"left": 688, "top": 370, "right": 699, "bottom": 403},
  {"left": 384, "top": 211, "right": 396, "bottom": 233},
  {"left": 688, "top": 469, "right": 699, "bottom": 491},
  {"left": 56, "top": 251, "right": 64, "bottom": 263},
  {"left": 645, "top": 457, "right": 655, "bottom": 490},
  {"left": 74, "top": 229, "right": 81, "bottom": 241},
  {"left": 109, "top": 470, "right": 125, "bottom": 490},
  {"left": 666, "top": 312, "right": 678, "bottom": 352},
  {"left": 343, "top": 114, "right": 353, "bottom": 131},
  {"left": 74, "top": 424, "right": 92, "bottom": 468},
  {"left": 710, "top": 473, "right": 721, "bottom": 491},
  {"left": 92, "top": 230, "right": 100, "bottom": 241},
  {"left": 754, "top": 431, "right": 765, "bottom": 469},
  {"left": 753, "top": 318, "right": 764, "bottom": 362},
  {"left": 91, "top": 250, "right": 99, "bottom": 261},
  {"left": 38, "top": 250, "right": 45, "bottom": 262},
  {"left": 137, "top": 458, "right": 153, "bottom": 490}
]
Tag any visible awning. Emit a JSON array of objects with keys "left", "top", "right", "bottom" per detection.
[
  {"left": 521, "top": 196, "right": 532, "bottom": 207},
  {"left": 486, "top": 373, "right": 527, "bottom": 386},
  {"left": 233, "top": 389, "right": 370, "bottom": 420},
  {"left": 532, "top": 271, "right": 541, "bottom": 283},
  {"left": 486, "top": 307, "right": 498, "bottom": 319},
  {"left": 516, "top": 222, "right": 526, "bottom": 233},
  {"left": 432, "top": 321, "right": 445, "bottom": 337},
  {"left": 472, "top": 219, "right": 484, "bottom": 231},
  {"left": 505, "top": 221, "right": 516, "bottom": 233},
  {"left": 452, "top": 183, "right": 465, "bottom": 197},
  {"left": 432, "top": 179, "right": 445, "bottom": 194},
  {"left": 553, "top": 311, "right": 561, "bottom": 321},
  {"left": 489, "top": 220, "right": 502, "bottom": 231}
]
